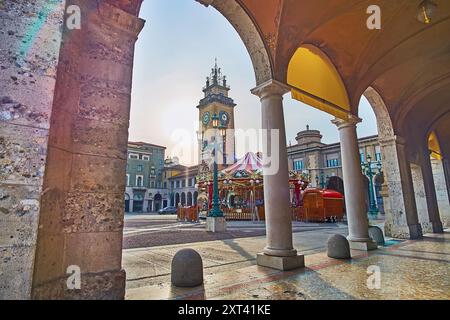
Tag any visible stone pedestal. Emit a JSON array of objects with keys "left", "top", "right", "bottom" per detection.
[
  {"left": 256, "top": 253, "right": 304, "bottom": 271},
  {"left": 348, "top": 239, "right": 378, "bottom": 251},
  {"left": 206, "top": 217, "right": 227, "bottom": 232}
]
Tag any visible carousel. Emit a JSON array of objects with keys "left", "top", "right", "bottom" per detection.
[{"left": 196, "top": 152, "right": 312, "bottom": 221}]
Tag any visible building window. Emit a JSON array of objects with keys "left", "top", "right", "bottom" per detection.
[
  {"left": 293, "top": 159, "right": 304, "bottom": 171},
  {"left": 150, "top": 181, "right": 155, "bottom": 188},
  {"left": 171, "top": 181, "right": 174, "bottom": 189},
  {"left": 326, "top": 159, "right": 339, "bottom": 168},
  {"left": 164, "top": 182, "right": 167, "bottom": 189},
  {"left": 136, "top": 175, "right": 144, "bottom": 187},
  {"left": 375, "top": 146, "right": 382, "bottom": 161},
  {"left": 126, "top": 174, "right": 130, "bottom": 186},
  {"left": 176, "top": 181, "right": 180, "bottom": 188},
  {"left": 142, "top": 155, "right": 150, "bottom": 161},
  {"left": 137, "top": 164, "right": 143, "bottom": 172},
  {"left": 150, "top": 169, "right": 156, "bottom": 175},
  {"left": 182, "top": 180, "right": 186, "bottom": 188},
  {"left": 129, "top": 153, "right": 139, "bottom": 159}
]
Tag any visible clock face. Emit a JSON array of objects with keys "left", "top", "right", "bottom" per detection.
[
  {"left": 202, "top": 112, "right": 210, "bottom": 126},
  {"left": 219, "top": 111, "right": 229, "bottom": 126}
]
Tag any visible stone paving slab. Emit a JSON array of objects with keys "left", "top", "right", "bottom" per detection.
[{"left": 124, "top": 229, "right": 450, "bottom": 300}]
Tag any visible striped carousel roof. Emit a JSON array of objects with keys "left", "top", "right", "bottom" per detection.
[{"left": 222, "top": 152, "right": 263, "bottom": 176}]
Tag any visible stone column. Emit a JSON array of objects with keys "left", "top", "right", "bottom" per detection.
[
  {"left": 332, "top": 116, "right": 377, "bottom": 250},
  {"left": 419, "top": 147, "right": 443, "bottom": 233},
  {"left": 251, "top": 80, "right": 304, "bottom": 270},
  {"left": 379, "top": 136, "right": 422, "bottom": 239},
  {"left": 443, "top": 157, "right": 450, "bottom": 208},
  {"left": 31, "top": 1, "right": 144, "bottom": 299},
  {"left": 434, "top": 157, "right": 450, "bottom": 227}
]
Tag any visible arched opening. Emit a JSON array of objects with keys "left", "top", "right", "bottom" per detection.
[
  {"left": 360, "top": 87, "right": 417, "bottom": 235},
  {"left": 154, "top": 193, "right": 162, "bottom": 212},
  {"left": 170, "top": 193, "right": 175, "bottom": 207},
  {"left": 133, "top": 194, "right": 144, "bottom": 213},
  {"left": 428, "top": 131, "right": 450, "bottom": 227},
  {"left": 175, "top": 193, "right": 180, "bottom": 207},
  {"left": 287, "top": 44, "right": 351, "bottom": 120},
  {"left": 181, "top": 192, "right": 186, "bottom": 207},
  {"left": 124, "top": 193, "right": 131, "bottom": 213},
  {"left": 187, "top": 192, "right": 193, "bottom": 207},
  {"left": 193, "top": 191, "right": 198, "bottom": 206},
  {"left": 27, "top": 0, "right": 272, "bottom": 300}
]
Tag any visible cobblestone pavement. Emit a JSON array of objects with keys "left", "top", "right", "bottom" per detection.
[
  {"left": 123, "top": 215, "right": 342, "bottom": 249},
  {"left": 124, "top": 228, "right": 450, "bottom": 300}
]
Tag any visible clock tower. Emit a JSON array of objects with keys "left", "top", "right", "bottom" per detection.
[{"left": 198, "top": 60, "right": 236, "bottom": 170}]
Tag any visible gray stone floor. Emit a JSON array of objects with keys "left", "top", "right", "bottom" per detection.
[{"left": 124, "top": 228, "right": 450, "bottom": 300}]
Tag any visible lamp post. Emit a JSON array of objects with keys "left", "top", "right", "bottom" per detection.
[
  {"left": 317, "top": 170, "right": 326, "bottom": 189},
  {"left": 361, "top": 155, "right": 380, "bottom": 217},
  {"left": 208, "top": 113, "right": 225, "bottom": 218}
]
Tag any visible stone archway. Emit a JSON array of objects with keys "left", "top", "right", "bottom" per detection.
[
  {"left": 362, "top": 87, "right": 422, "bottom": 239},
  {"left": 19, "top": 0, "right": 273, "bottom": 300}
]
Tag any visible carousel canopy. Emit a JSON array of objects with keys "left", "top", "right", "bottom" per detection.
[{"left": 222, "top": 152, "right": 263, "bottom": 178}]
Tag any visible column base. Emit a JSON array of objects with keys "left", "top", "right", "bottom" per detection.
[
  {"left": 348, "top": 238, "right": 378, "bottom": 251},
  {"left": 385, "top": 222, "right": 423, "bottom": 239},
  {"left": 32, "top": 269, "right": 126, "bottom": 300},
  {"left": 206, "top": 217, "right": 227, "bottom": 233},
  {"left": 408, "top": 223, "right": 423, "bottom": 239},
  {"left": 432, "top": 221, "right": 444, "bottom": 233},
  {"left": 256, "top": 253, "right": 304, "bottom": 271}
]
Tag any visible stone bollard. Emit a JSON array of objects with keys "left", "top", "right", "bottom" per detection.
[
  {"left": 368, "top": 225, "right": 385, "bottom": 246},
  {"left": 327, "top": 234, "right": 351, "bottom": 259},
  {"left": 171, "top": 249, "right": 203, "bottom": 287}
]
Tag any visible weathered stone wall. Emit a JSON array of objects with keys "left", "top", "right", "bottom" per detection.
[
  {"left": 380, "top": 136, "right": 422, "bottom": 239},
  {"left": 0, "top": 0, "right": 65, "bottom": 299},
  {"left": 31, "top": 0, "right": 144, "bottom": 299}
]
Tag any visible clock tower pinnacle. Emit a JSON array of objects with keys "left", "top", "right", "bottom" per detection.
[{"left": 198, "top": 60, "right": 236, "bottom": 170}]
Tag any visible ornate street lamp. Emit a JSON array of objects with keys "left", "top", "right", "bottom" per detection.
[
  {"left": 208, "top": 113, "right": 225, "bottom": 218},
  {"left": 361, "top": 155, "right": 380, "bottom": 217}
]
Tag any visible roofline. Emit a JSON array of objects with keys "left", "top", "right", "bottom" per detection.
[{"left": 128, "top": 141, "right": 167, "bottom": 149}]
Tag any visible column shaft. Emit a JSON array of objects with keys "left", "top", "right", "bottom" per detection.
[
  {"left": 251, "top": 80, "right": 304, "bottom": 270},
  {"left": 332, "top": 116, "right": 377, "bottom": 250},
  {"left": 420, "top": 147, "right": 443, "bottom": 233}
]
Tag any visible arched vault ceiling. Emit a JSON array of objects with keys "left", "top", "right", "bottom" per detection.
[
  {"left": 401, "top": 85, "right": 450, "bottom": 139},
  {"left": 238, "top": 0, "right": 450, "bottom": 126}
]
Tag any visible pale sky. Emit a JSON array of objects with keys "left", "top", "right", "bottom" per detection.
[{"left": 130, "top": 0, "right": 378, "bottom": 165}]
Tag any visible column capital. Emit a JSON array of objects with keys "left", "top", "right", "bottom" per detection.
[
  {"left": 251, "top": 79, "right": 290, "bottom": 100},
  {"left": 379, "top": 135, "right": 406, "bottom": 147},
  {"left": 331, "top": 115, "right": 362, "bottom": 130}
]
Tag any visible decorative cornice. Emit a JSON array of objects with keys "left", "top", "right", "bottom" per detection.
[{"left": 198, "top": 94, "right": 236, "bottom": 108}]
